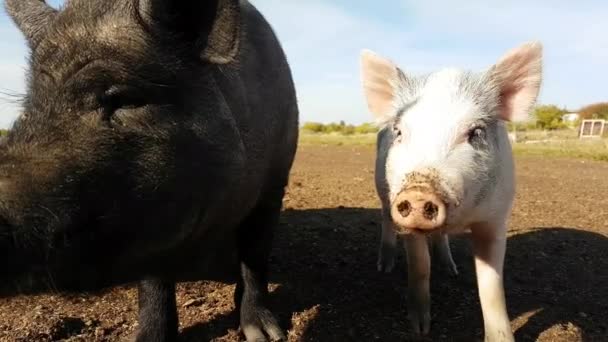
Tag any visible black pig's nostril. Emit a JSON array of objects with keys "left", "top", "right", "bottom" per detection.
[
  {"left": 423, "top": 201, "right": 439, "bottom": 220},
  {"left": 397, "top": 201, "right": 411, "bottom": 217}
]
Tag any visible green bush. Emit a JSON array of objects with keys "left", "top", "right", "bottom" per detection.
[
  {"left": 301, "top": 122, "right": 325, "bottom": 133},
  {"left": 354, "top": 122, "right": 379, "bottom": 134},
  {"left": 533, "top": 105, "right": 568, "bottom": 130},
  {"left": 301, "top": 121, "right": 378, "bottom": 135},
  {"left": 342, "top": 125, "right": 356, "bottom": 135},
  {"left": 322, "top": 122, "right": 342, "bottom": 133}
]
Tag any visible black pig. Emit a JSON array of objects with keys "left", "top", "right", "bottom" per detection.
[{"left": 2, "top": 0, "right": 298, "bottom": 341}]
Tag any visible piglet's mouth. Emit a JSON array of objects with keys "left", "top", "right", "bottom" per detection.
[
  {"left": 405, "top": 228, "right": 427, "bottom": 235},
  {"left": 394, "top": 226, "right": 448, "bottom": 236}
]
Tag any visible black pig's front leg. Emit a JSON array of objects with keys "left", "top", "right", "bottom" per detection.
[
  {"left": 135, "top": 279, "right": 178, "bottom": 342},
  {"left": 235, "top": 192, "right": 286, "bottom": 342}
]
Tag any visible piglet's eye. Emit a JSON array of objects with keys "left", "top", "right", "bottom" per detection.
[
  {"left": 392, "top": 123, "right": 402, "bottom": 138},
  {"left": 467, "top": 125, "right": 486, "bottom": 144}
]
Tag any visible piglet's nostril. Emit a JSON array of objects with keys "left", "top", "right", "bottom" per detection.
[
  {"left": 391, "top": 189, "right": 447, "bottom": 231},
  {"left": 423, "top": 201, "right": 439, "bottom": 220},
  {"left": 397, "top": 201, "right": 411, "bottom": 217}
]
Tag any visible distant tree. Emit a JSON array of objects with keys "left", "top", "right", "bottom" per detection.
[
  {"left": 0, "top": 129, "right": 8, "bottom": 136},
  {"left": 533, "top": 105, "right": 568, "bottom": 130},
  {"left": 578, "top": 102, "right": 608, "bottom": 120}
]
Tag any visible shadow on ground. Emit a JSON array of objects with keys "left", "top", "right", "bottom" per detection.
[{"left": 181, "top": 207, "right": 608, "bottom": 341}]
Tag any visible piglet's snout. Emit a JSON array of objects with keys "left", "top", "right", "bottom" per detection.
[{"left": 391, "top": 188, "right": 446, "bottom": 230}]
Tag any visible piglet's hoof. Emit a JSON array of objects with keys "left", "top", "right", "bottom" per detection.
[
  {"left": 377, "top": 251, "right": 396, "bottom": 273},
  {"left": 377, "top": 241, "right": 396, "bottom": 273},
  {"left": 408, "top": 309, "right": 431, "bottom": 336}
]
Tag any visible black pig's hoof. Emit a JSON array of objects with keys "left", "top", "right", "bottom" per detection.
[
  {"left": 241, "top": 304, "right": 286, "bottom": 342},
  {"left": 128, "top": 328, "right": 178, "bottom": 342}
]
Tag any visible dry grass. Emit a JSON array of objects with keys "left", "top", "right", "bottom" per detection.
[
  {"left": 299, "top": 131, "right": 608, "bottom": 161},
  {"left": 511, "top": 128, "right": 581, "bottom": 141},
  {"left": 512, "top": 139, "right": 608, "bottom": 161},
  {"left": 298, "top": 132, "right": 377, "bottom": 146}
]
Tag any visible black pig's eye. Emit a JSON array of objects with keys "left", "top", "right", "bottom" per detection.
[{"left": 100, "top": 87, "right": 146, "bottom": 117}]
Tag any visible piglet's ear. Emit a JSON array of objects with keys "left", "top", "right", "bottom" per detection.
[
  {"left": 490, "top": 41, "right": 543, "bottom": 122},
  {"left": 360, "top": 50, "right": 404, "bottom": 124}
]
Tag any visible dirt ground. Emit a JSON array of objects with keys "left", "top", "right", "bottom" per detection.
[{"left": 1, "top": 145, "right": 607, "bottom": 342}]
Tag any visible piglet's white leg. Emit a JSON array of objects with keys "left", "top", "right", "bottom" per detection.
[
  {"left": 404, "top": 233, "right": 431, "bottom": 335},
  {"left": 471, "top": 223, "right": 514, "bottom": 342}
]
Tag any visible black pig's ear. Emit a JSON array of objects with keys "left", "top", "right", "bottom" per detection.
[
  {"left": 140, "top": 0, "right": 240, "bottom": 64},
  {"left": 5, "top": 0, "right": 58, "bottom": 47}
]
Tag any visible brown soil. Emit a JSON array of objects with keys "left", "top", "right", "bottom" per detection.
[{"left": 1, "top": 145, "right": 607, "bottom": 342}]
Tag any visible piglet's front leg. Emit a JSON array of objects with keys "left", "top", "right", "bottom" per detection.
[
  {"left": 472, "top": 223, "right": 514, "bottom": 342},
  {"left": 431, "top": 233, "right": 459, "bottom": 277},
  {"left": 405, "top": 234, "right": 431, "bottom": 336},
  {"left": 377, "top": 210, "right": 398, "bottom": 273}
]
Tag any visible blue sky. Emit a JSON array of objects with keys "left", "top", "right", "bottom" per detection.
[{"left": 1, "top": 0, "right": 607, "bottom": 128}]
